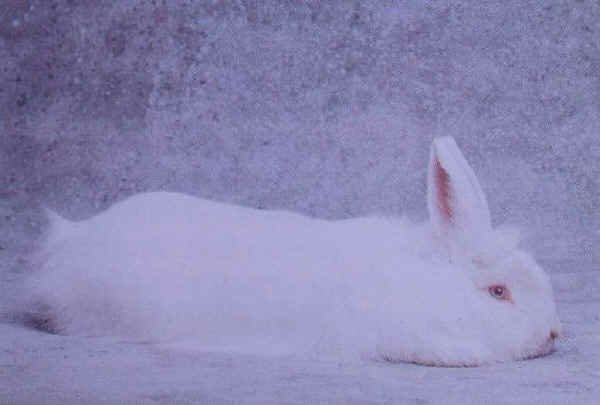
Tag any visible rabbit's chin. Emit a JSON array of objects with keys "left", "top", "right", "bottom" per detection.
[
  {"left": 517, "top": 337, "right": 557, "bottom": 362},
  {"left": 378, "top": 354, "right": 484, "bottom": 368},
  {"left": 376, "top": 339, "right": 557, "bottom": 368}
]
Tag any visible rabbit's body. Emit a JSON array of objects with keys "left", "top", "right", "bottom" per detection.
[{"left": 23, "top": 137, "right": 561, "bottom": 366}]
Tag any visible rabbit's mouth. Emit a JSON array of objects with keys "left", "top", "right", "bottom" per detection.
[{"left": 520, "top": 337, "right": 557, "bottom": 361}]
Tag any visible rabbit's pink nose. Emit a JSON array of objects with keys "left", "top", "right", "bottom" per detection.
[{"left": 550, "top": 329, "right": 559, "bottom": 340}]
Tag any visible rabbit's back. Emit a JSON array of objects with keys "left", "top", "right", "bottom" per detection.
[{"left": 31, "top": 192, "right": 442, "bottom": 346}]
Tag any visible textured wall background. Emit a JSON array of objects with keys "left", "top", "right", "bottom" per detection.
[{"left": 1, "top": 0, "right": 599, "bottom": 281}]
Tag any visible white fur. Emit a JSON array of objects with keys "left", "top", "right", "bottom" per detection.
[{"left": 23, "top": 137, "right": 561, "bottom": 366}]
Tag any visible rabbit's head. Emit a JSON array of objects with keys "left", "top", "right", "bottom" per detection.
[{"left": 385, "top": 137, "right": 561, "bottom": 366}]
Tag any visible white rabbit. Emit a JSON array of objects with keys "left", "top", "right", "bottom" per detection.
[{"left": 21, "top": 137, "right": 561, "bottom": 366}]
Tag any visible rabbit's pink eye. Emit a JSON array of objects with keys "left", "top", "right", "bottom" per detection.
[{"left": 488, "top": 285, "right": 511, "bottom": 301}]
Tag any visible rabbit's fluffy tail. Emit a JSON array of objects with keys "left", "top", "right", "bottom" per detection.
[
  {"left": 7, "top": 208, "right": 75, "bottom": 334},
  {"left": 44, "top": 207, "right": 69, "bottom": 228},
  {"left": 42, "top": 208, "right": 74, "bottom": 243}
]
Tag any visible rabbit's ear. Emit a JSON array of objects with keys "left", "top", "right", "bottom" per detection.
[{"left": 427, "top": 137, "right": 492, "bottom": 240}]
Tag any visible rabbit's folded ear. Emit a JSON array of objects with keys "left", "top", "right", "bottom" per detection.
[{"left": 427, "top": 137, "right": 492, "bottom": 241}]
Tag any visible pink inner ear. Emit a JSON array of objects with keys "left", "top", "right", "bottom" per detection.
[{"left": 434, "top": 158, "right": 452, "bottom": 224}]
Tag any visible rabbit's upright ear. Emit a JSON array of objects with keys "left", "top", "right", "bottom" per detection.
[{"left": 427, "top": 137, "right": 492, "bottom": 240}]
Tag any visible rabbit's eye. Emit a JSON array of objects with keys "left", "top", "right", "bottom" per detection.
[{"left": 488, "top": 285, "right": 511, "bottom": 301}]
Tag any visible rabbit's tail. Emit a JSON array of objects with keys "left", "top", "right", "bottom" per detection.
[
  {"left": 42, "top": 207, "right": 75, "bottom": 245},
  {"left": 44, "top": 207, "right": 67, "bottom": 227},
  {"left": 2, "top": 209, "right": 73, "bottom": 332}
]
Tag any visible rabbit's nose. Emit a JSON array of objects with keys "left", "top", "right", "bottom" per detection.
[{"left": 550, "top": 329, "right": 559, "bottom": 340}]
